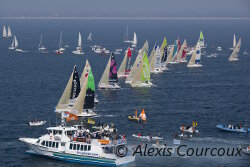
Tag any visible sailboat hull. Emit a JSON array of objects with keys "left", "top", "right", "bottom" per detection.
[
  {"left": 98, "top": 84, "right": 120, "bottom": 90},
  {"left": 131, "top": 81, "right": 153, "bottom": 88},
  {"left": 228, "top": 58, "right": 239, "bottom": 61},
  {"left": 187, "top": 64, "right": 202, "bottom": 68},
  {"left": 72, "top": 50, "right": 84, "bottom": 55}
]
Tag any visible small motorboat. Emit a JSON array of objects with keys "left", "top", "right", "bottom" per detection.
[
  {"left": 242, "top": 146, "right": 250, "bottom": 155},
  {"left": 180, "top": 124, "right": 199, "bottom": 134},
  {"left": 28, "top": 120, "right": 46, "bottom": 126},
  {"left": 216, "top": 124, "right": 250, "bottom": 133},
  {"left": 216, "top": 47, "right": 222, "bottom": 51},
  {"left": 243, "top": 51, "right": 248, "bottom": 55},
  {"left": 132, "top": 134, "right": 163, "bottom": 141}
]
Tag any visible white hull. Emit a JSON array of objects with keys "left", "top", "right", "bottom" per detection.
[
  {"left": 131, "top": 44, "right": 136, "bottom": 48},
  {"left": 15, "top": 48, "right": 23, "bottom": 52},
  {"left": 98, "top": 83, "right": 120, "bottom": 90},
  {"left": 187, "top": 64, "right": 202, "bottom": 68},
  {"left": 118, "top": 73, "right": 129, "bottom": 78},
  {"left": 168, "top": 61, "right": 179, "bottom": 64},
  {"left": 29, "top": 121, "right": 46, "bottom": 126},
  {"left": 131, "top": 81, "right": 153, "bottom": 88},
  {"left": 177, "top": 59, "right": 187, "bottom": 63},
  {"left": 72, "top": 50, "right": 84, "bottom": 55},
  {"left": 123, "top": 40, "right": 133, "bottom": 43},
  {"left": 151, "top": 68, "right": 162, "bottom": 74},
  {"left": 229, "top": 57, "right": 239, "bottom": 61},
  {"left": 39, "top": 47, "right": 47, "bottom": 51},
  {"left": 9, "top": 46, "right": 15, "bottom": 50}
]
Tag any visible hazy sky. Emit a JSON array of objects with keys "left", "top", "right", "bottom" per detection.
[{"left": 1, "top": 0, "right": 250, "bottom": 18}]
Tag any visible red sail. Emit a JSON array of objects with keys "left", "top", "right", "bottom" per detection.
[{"left": 127, "top": 47, "right": 132, "bottom": 58}]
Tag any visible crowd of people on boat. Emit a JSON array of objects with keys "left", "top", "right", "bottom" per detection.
[{"left": 224, "top": 124, "right": 243, "bottom": 130}]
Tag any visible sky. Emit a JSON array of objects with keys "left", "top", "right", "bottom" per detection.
[{"left": 1, "top": 0, "right": 250, "bottom": 18}]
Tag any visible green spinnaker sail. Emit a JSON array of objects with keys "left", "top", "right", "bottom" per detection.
[
  {"left": 87, "top": 69, "right": 95, "bottom": 91},
  {"left": 141, "top": 52, "right": 150, "bottom": 82},
  {"left": 200, "top": 31, "right": 204, "bottom": 40}
]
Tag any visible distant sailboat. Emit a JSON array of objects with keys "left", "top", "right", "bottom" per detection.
[
  {"left": 9, "top": 36, "right": 15, "bottom": 50},
  {"left": 228, "top": 38, "right": 241, "bottom": 61},
  {"left": 159, "top": 37, "right": 168, "bottom": 70},
  {"left": 2, "top": 25, "right": 7, "bottom": 38},
  {"left": 168, "top": 40, "right": 179, "bottom": 64},
  {"left": 56, "top": 31, "right": 65, "bottom": 54},
  {"left": 87, "top": 32, "right": 92, "bottom": 41},
  {"left": 229, "top": 34, "right": 236, "bottom": 50},
  {"left": 98, "top": 53, "right": 120, "bottom": 89},
  {"left": 7, "top": 26, "right": 12, "bottom": 38},
  {"left": 132, "top": 32, "right": 137, "bottom": 47},
  {"left": 118, "top": 47, "right": 132, "bottom": 78},
  {"left": 126, "top": 41, "right": 148, "bottom": 84},
  {"left": 55, "top": 65, "right": 81, "bottom": 113},
  {"left": 38, "top": 34, "right": 47, "bottom": 51},
  {"left": 123, "top": 26, "right": 133, "bottom": 43},
  {"left": 187, "top": 41, "right": 202, "bottom": 68},
  {"left": 72, "top": 32, "right": 84, "bottom": 55},
  {"left": 14, "top": 36, "right": 22, "bottom": 52},
  {"left": 199, "top": 31, "right": 205, "bottom": 48},
  {"left": 149, "top": 45, "right": 162, "bottom": 73},
  {"left": 130, "top": 51, "right": 152, "bottom": 87},
  {"left": 176, "top": 39, "right": 187, "bottom": 63}
]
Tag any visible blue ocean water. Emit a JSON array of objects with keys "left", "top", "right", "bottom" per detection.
[{"left": 0, "top": 19, "right": 250, "bottom": 167}]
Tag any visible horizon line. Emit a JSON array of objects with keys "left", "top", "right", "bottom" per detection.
[{"left": 0, "top": 16, "right": 250, "bottom": 20}]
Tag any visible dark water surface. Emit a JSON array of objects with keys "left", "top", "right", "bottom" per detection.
[{"left": 0, "top": 19, "right": 250, "bottom": 167}]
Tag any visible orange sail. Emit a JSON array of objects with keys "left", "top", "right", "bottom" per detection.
[
  {"left": 135, "top": 110, "right": 137, "bottom": 118},
  {"left": 139, "top": 108, "right": 146, "bottom": 121}
]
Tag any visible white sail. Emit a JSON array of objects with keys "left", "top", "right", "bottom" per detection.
[
  {"left": 14, "top": 36, "right": 18, "bottom": 48},
  {"left": 80, "top": 60, "right": 91, "bottom": 88},
  {"left": 7, "top": 26, "right": 12, "bottom": 37},
  {"left": 154, "top": 46, "right": 161, "bottom": 70},
  {"left": 70, "top": 75, "right": 88, "bottom": 116},
  {"left": 166, "top": 45, "right": 174, "bottom": 64},
  {"left": 59, "top": 31, "right": 63, "bottom": 48},
  {"left": 133, "top": 32, "right": 137, "bottom": 45},
  {"left": 117, "top": 50, "right": 128, "bottom": 76},
  {"left": 87, "top": 33, "right": 92, "bottom": 41},
  {"left": 98, "top": 57, "right": 111, "bottom": 88},
  {"left": 78, "top": 32, "right": 82, "bottom": 47},
  {"left": 148, "top": 45, "right": 156, "bottom": 63},
  {"left": 233, "top": 34, "right": 236, "bottom": 48},
  {"left": 229, "top": 38, "right": 241, "bottom": 61},
  {"left": 123, "top": 26, "right": 129, "bottom": 41},
  {"left": 131, "top": 55, "right": 143, "bottom": 86},
  {"left": 11, "top": 37, "right": 15, "bottom": 47},
  {"left": 56, "top": 68, "right": 74, "bottom": 110},
  {"left": 2, "top": 26, "right": 7, "bottom": 38}
]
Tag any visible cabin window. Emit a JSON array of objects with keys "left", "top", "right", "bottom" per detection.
[
  {"left": 73, "top": 144, "right": 77, "bottom": 150},
  {"left": 49, "top": 141, "right": 52, "bottom": 147},
  {"left": 59, "top": 131, "right": 62, "bottom": 135},
  {"left": 37, "top": 139, "right": 40, "bottom": 144},
  {"left": 88, "top": 145, "right": 91, "bottom": 151},
  {"left": 56, "top": 142, "right": 59, "bottom": 148},
  {"left": 84, "top": 145, "right": 87, "bottom": 151},
  {"left": 41, "top": 141, "right": 45, "bottom": 146},
  {"left": 46, "top": 141, "right": 49, "bottom": 147},
  {"left": 52, "top": 142, "right": 55, "bottom": 148},
  {"left": 77, "top": 144, "right": 80, "bottom": 150},
  {"left": 61, "top": 142, "right": 65, "bottom": 147},
  {"left": 80, "top": 145, "right": 84, "bottom": 151}
]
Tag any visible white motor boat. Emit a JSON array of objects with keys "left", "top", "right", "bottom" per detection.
[
  {"left": 29, "top": 120, "right": 46, "bottom": 126},
  {"left": 216, "top": 47, "right": 222, "bottom": 51}
]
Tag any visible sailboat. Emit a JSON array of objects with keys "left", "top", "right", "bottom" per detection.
[
  {"left": 55, "top": 65, "right": 81, "bottom": 113},
  {"left": 126, "top": 41, "right": 148, "bottom": 84},
  {"left": 38, "top": 34, "right": 47, "bottom": 51},
  {"left": 118, "top": 47, "right": 132, "bottom": 78},
  {"left": 7, "top": 26, "right": 12, "bottom": 38},
  {"left": 80, "top": 60, "right": 99, "bottom": 104},
  {"left": 123, "top": 26, "right": 133, "bottom": 43},
  {"left": 130, "top": 51, "right": 152, "bottom": 87},
  {"left": 228, "top": 38, "right": 241, "bottom": 61},
  {"left": 98, "top": 53, "right": 120, "bottom": 89},
  {"left": 199, "top": 31, "right": 206, "bottom": 48},
  {"left": 72, "top": 32, "right": 84, "bottom": 55},
  {"left": 2, "top": 25, "right": 7, "bottom": 38},
  {"left": 176, "top": 39, "right": 187, "bottom": 63},
  {"left": 13, "top": 36, "right": 22, "bottom": 52},
  {"left": 159, "top": 37, "right": 168, "bottom": 70},
  {"left": 87, "top": 32, "right": 92, "bottom": 41},
  {"left": 149, "top": 45, "right": 162, "bottom": 73},
  {"left": 187, "top": 41, "right": 202, "bottom": 68},
  {"left": 56, "top": 31, "right": 65, "bottom": 54},
  {"left": 229, "top": 34, "right": 236, "bottom": 50},
  {"left": 168, "top": 40, "right": 179, "bottom": 64},
  {"left": 132, "top": 32, "right": 137, "bottom": 47}
]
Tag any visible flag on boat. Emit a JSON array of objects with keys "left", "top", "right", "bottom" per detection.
[
  {"left": 192, "top": 121, "right": 198, "bottom": 127},
  {"left": 88, "top": 118, "right": 95, "bottom": 124},
  {"left": 63, "top": 111, "right": 78, "bottom": 122}
]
